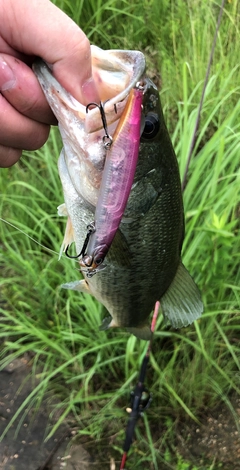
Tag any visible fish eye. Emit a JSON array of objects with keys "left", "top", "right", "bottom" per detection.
[
  {"left": 141, "top": 113, "right": 160, "bottom": 140},
  {"left": 95, "top": 257, "right": 103, "bottom": 266}
]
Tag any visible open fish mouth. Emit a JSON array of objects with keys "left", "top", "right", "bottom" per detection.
[
  {"left": 33, "top": 47, "right": 146, "bottom": 210},
  {"left": 34, "top": 47, "right": 145, "bottom": 131},
  {"left": 33, "top": 46, "right": 146, "bottom": 130}
]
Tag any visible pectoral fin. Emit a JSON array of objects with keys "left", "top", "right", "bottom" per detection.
[
  {"left": 57, "top": 203, "right": 68, "bottom": 217},
  {"left": 59, "top": 216, "right": 75, "bottom": 259},
  {"left": 61, "top": 279, "right": 91, "bottom": 294},
  {"left": 161, "top": 260, "right": 203, "bottom": 328}
]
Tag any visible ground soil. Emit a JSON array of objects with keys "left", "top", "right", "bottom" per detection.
[
  {"left": 1, "top": 357, "right": 240, "bottom": 469},
  {"left": 175, "top": 395, "right": 240, "bottom": 470}
]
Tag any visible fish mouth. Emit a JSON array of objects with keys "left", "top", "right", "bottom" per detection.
[
  {"left": 33, "top": 47, "right": 146, "bottom": 208},
  {"left": 33, "top": 46, "right": 145, "bottom": 133}
]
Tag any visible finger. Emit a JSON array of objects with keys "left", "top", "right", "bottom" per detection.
[
  {"left": 0, "top": 54, "right": 57, "bottom": 124},
  {"left": 1, "top": 0, "right": 99, "bottom": 104},
  {"left": 0, "top": 35, "right": 29, "bottom": 62},
  {"left": 0, "top": 93, "right": 50, "bottom": 150},
  {"left": 0, "top": 144, "right": 22, "bottom": 168}
]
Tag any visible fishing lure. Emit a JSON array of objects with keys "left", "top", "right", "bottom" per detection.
[{"left": 80, "top": 83, "right": 145, "bottom": 277}]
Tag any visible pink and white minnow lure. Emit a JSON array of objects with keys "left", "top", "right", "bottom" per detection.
[{"left": 80, "top": 84, "right": 144, "bottom": 277}]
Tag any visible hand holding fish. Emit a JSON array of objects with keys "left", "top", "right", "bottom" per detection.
[{"left": 0, "top": 0, "right": 98, "bottom": 167}]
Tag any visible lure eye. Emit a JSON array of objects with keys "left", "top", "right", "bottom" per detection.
[
  {"left": 93, "top": 244, "right": 108, "bottom": 267},
  {"left": 141, "top": 113, "right": 160, "bottom": 140}
]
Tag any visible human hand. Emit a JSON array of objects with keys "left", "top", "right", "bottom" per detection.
[{"left": 0, "top": 0, "right": 98, "bottom": 167}]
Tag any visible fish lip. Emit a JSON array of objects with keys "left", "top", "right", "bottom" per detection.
[{"left": 33, "top": 59, "right": 83, "bottom": 111}]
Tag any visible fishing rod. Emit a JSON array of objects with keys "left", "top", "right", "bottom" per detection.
[{"left": 119, "top": 301, "right": 160, "bottom": 470}]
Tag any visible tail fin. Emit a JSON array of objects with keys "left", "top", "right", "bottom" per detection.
[{"left": 161, "top": 261, "right": 203, "bottom": 328}]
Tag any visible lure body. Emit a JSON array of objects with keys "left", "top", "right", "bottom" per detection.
[{"left": 81, "top": 86, "right": 144, "bottom": 276}]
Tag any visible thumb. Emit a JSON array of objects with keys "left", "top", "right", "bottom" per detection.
[{"left": 1, "top": 0, "right": 99, "bottom": 103}]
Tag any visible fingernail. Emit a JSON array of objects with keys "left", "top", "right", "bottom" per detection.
[
  {"left": 0, "top": 56, "right": 16, "bottom": 91},
  {"left": 81, "top": 77, "right": 100, "bottom": 104}
]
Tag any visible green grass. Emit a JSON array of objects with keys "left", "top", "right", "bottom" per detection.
[{"left": 0, "top": 0, "right": 240, "bottom": 468}]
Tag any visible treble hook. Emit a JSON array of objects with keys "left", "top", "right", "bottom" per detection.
[
  {"left": 65, "top": 222, "right": 95, "bottom": 259},
  {"left": 86, "top": 101, "right": 113, "bottom": 149}
]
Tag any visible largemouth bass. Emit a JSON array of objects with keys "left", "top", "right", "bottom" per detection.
[{"left": 33, "top": 47, "right": 203, "bottom": 340}]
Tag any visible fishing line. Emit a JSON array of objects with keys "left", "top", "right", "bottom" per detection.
[
  {"left": 181, "top": 0, "right": 226, "bottom": 192},
  {"left": 119, "top": 301, "right": 160, "bottom": 470},
  {"left": 0, "top": 217, "right": 78, "bottom": 268},
  {"left": 0, "top": 217, "right": 101, "bottom": 279},
  {"left": 0, "top": 217, "right": 59, "bottom": 256}
]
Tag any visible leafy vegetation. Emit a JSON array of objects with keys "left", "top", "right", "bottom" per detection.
[{"left": 0, "top": 0, "right": 239, "bottom": 468}]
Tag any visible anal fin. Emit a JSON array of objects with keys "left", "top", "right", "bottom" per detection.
[
  {"left": 161, "top": 260, "right": 203, "bottom": 328},
  {"left": 99, "top": 318, "right": 151, "bottom": 340},
  {"left": 127, "top": 325, "right": 151, "bottom": 340}
]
